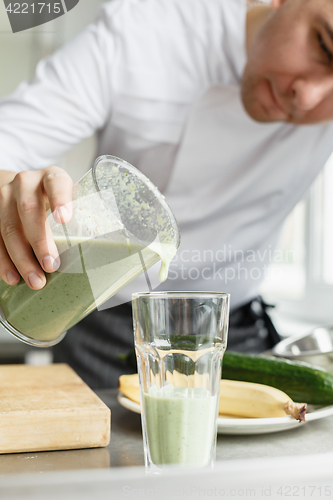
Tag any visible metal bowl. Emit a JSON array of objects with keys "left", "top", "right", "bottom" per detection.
[{"left": 272, "top": 325, "right": 333, "bottom": 372}]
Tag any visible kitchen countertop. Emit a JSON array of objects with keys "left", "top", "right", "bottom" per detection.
[
  {"left": 0, "top": 388, "right": 333, "bottom": 475},
  {"left": 1, "top": 388, "right": 333, "bottom": 500}
]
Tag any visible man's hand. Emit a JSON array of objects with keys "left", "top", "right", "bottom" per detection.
[{"left": 0, "top": 167, "right": 73, "bottom": 290}]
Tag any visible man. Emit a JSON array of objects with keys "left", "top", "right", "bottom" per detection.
[{"left": 0, "top": 0, "right": 333, "bottom": 388}]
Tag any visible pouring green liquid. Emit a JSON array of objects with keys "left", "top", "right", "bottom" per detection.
[
  {"left": 0, "top": 235, "right": 173, "bottom": 343},
  {"left": 0, "top": 156, "right": 180, "bottom": 346}
]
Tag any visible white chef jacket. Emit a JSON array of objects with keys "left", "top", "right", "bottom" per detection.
[{"left": 0, "top": 0, "right": 333, "bottom": 310}]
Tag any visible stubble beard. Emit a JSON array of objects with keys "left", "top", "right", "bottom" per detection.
[{"left": 240, "top": 71, "right": 272, "bottom": 123}]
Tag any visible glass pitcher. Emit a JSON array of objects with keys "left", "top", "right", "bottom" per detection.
[{"left": 0, "top": 155, "right": 180, "bottom": 347}]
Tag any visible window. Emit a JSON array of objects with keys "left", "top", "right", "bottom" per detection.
[{"left": 261, "top": 153, "right": 333, "bottom": 324}]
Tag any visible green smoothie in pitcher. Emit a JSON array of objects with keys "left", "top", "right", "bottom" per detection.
[
  {"left": 0, "top": 235, "right": 162, "bottom": 343},
  {"left": 0, "top": 155, "right": 180, "bottom": 346}
]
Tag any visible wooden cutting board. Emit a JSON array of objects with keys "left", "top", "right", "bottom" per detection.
[{"left": 0, "top": 363, "right": 111, "bottom": 454}]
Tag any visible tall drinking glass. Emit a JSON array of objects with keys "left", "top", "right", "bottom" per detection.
[{"left": 132, "top": 291, "right": 229, "bottom": 472}]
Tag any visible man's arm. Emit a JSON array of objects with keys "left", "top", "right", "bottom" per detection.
[
  {"left": 0, "top": 167, "right": 73, "bottom": 289},
  {"left": 0, "top": 12, "right": 113, "bottom": 173},
  {"left": 0, "top": 6, "right": 115, "bottom": 289}
]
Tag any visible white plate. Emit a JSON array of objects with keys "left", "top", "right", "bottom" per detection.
[{"left": 117, "top": 393, "right": 333, "bottom": 435}]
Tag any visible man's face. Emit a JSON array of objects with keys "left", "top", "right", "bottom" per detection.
[{"left": 242, "top": 0, "right": 333, "bottom": 124}]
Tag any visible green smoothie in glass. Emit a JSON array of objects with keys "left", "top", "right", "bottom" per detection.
[{"left": 143, "top": 385, "right": 218, "bottom": 466}]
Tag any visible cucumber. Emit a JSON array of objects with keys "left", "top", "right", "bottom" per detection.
[
  {"left": 119, "top": 348, "right": 333, "bottom": 405},
  {"left": 222, "top": 351, "right": 333, "bottom": 405}
]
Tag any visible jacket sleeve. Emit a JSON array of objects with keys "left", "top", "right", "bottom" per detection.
[{"left": 0, "top": 7, "right": 114, "bottom": 173}]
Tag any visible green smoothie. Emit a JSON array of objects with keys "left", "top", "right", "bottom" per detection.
[
  {"left": 143, "top": 384, "right": 218, "bottom": 466},
  {"left": 0, "top": 235, "right": 161, "bottom": 343}
]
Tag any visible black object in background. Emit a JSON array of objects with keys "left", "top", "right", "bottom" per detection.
[{"left": 3, "top": 0, "right": 80, "bottom": 33}]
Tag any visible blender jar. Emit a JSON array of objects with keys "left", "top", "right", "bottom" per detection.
[{"left": 0, "top": 155, "right": 180, "bottom": 347}]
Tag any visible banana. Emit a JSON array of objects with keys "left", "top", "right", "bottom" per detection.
[
  {"left": 118, "top": 374, "right": 306, "bottom": 421},
  {"left": 118, "top": 374, "right": 140, "bottom": 404},
  {"left": 219, "top": 380, "right": 306, "bottom": 420}
]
